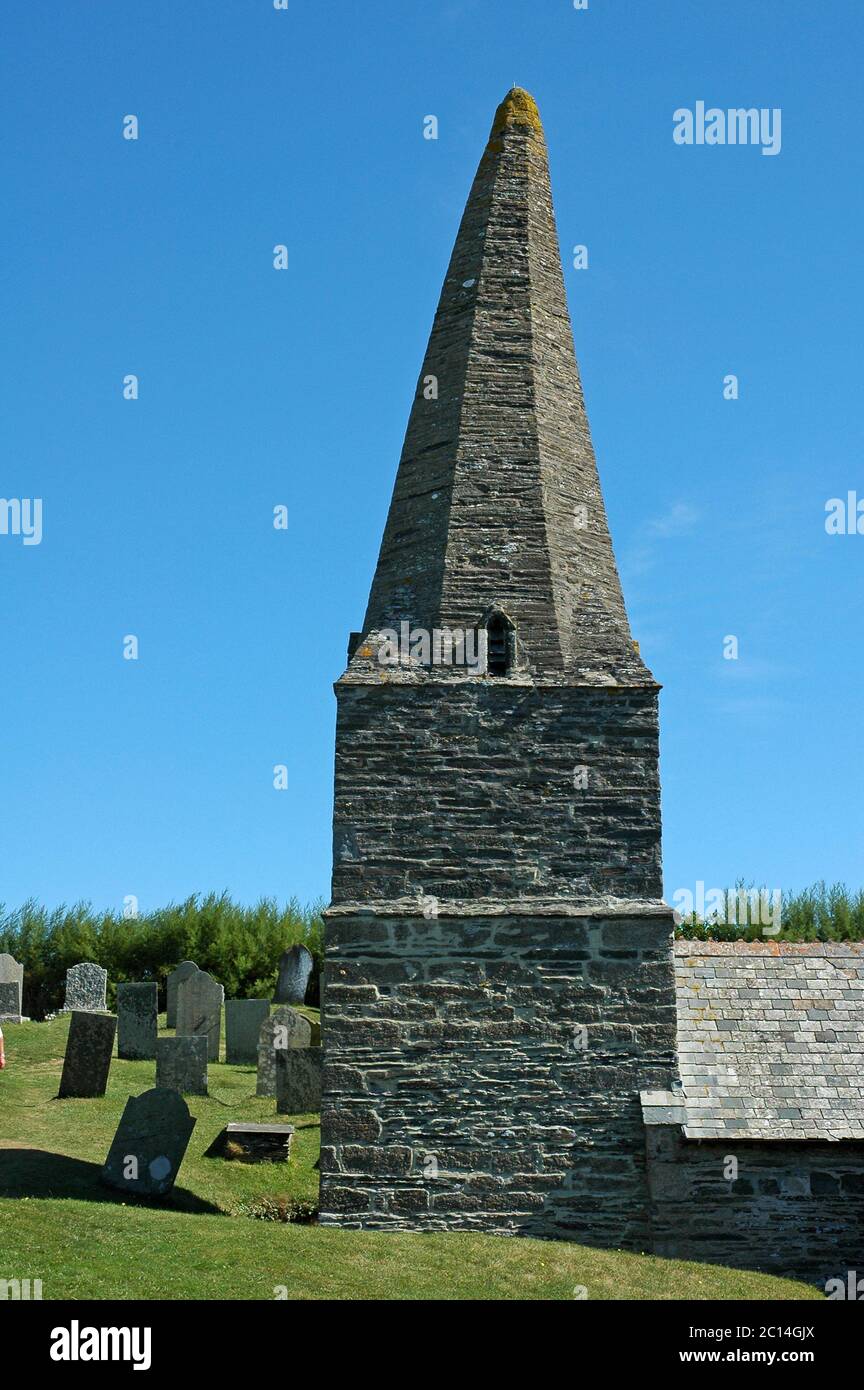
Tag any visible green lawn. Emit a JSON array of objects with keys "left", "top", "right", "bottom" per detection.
[{"left": 0, "top": 1015, "right": 823, "bottom": 1301}]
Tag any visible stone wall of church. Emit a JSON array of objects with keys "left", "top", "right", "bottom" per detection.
[
  {"left": 319, "top": 906, "right": 678, "bottom": 1243},
  {"left": 646, "top": 1125, "right": 864, "bottom": 1285},
  {"left": 331, "top": 682, "right": 662, "bottom": 904}
]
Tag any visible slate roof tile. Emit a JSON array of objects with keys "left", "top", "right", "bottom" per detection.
[{"left": 673, "top": 941, "right": 864, "bottom": 1140}]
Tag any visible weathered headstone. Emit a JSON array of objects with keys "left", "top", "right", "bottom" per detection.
[
  {"left": 117, "top": 982, "right": 158, "bottom": 1060},
  {"left": 225, "top": 998, "right": 270, "bottom": 1065},
  {"left": 64, "top": 962, "right": 108, "bottom": 1013},
  {"left": 273, "top": 944, "right": 314, "bottom": 1005},
  {"left": 176, "top": 970, "right": 223, "bottom": 1062},
  {"left": 166, "top": 960, "right": 198, "bottom": 1029},
  {"left": 102, "top": 1088, "right": 196, "bottom": 1197},
  {"left": 58, "top": 1011, "right": 117, "bottom": 1098},
  {"left": 275, "top": 1047, "right": 323, "bottom": 1114},
  {"left": 0, "top": 982, "right": 22, "bottom": 1022},
  {"left": 0, "top": 954, "right": 23, "bottom": 1022},
  {"left": 256, "top": 1005, "right": 312, "bottom": 1097},
  {"left": 156, "top": 1036, "right": 208, "bottom": 1095}
]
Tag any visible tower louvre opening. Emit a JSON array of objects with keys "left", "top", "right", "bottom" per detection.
[{"left": 486, "top": 612, "right": 511, "bottom": 676}]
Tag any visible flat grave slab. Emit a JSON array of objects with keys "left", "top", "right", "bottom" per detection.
[{"left": 204, "top": 1122, "right": 294, "bottom": 1162}]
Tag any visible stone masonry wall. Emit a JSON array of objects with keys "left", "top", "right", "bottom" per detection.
[
  {"left": 319, "top": 907, "right": 678, "bottom": 1244},
  {"left": 646, "top": 1125, "right": 864, "bottom": 1285},
  {"left": 332, "top": 683, "right": 662, "bottom": 904}
]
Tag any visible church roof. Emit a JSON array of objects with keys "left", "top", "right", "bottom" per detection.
[
  {"left": 644, "top": 942, "right": 864, "bottom": 1141},
  {"left": 348, "top": 88, "right": 651, "bottom": 687}
]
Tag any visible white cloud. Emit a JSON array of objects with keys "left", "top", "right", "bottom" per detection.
[
  {"left": 624, "top": 501, "right": 700, "bottom": 575},
  {"left": 643, "top": 502, "right": 701, "bottom": 539}
]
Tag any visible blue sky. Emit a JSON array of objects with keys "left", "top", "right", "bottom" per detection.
[{"left": 2, "top": 0, "right": 862, "bottom": 915}]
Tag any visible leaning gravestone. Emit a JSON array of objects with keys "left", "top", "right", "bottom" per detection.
[
  {"left": 156, "top": 1036, "right": 208, "bottom": 1096},
  {"left": 117, "top": 983, "right": 158, "bottom": 1060},
  {"left": 58, "top": 1011, "right": 117, "bottom": 1098},
  {"left": 101, "top": 1088, "right": 196, "bottom": 1197},
  {"left": 176, "top": 969, "right": 224, "bottom": 1062},
  {"left": 166, "top": 960, "right": 198, "bottom": 1029},
  {"left": 275, "top": 1047, "right": 323, "bottom": 1114},
  {"left": 273, "top": 944, "right": 314, "bottom": 1004},
  {"left": 64, "top": 962, "right": 108, "bottom": 1013},
  {"left": 256, "top": 1006, "right": 312, "bottom": 1097},
  {"left": 225, "top": 999, "right": 271, "bottom": 1065},
  {"left": 0, "top": 954, "right": 23, "bottom": 1022}
]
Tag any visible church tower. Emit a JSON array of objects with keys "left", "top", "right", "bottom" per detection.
[{"left": 320, "top": 90, "right": 678, "bottom": 1246}]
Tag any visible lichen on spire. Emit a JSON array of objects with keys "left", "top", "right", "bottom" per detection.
[{"left": 488, "top": 87, "right": 544, "bottom": 142}]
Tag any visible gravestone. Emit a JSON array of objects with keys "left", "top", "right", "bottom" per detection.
[
  {"left": 58, "top": 1011, "right": 117, "bottom": 1098},
  {"left": 156, "top": 1036, "right": 208, "bottom": 1095},
  {"left": 176, "top": 970, "right": 223, "bottom": 1062},
  {"left": 273, "top": 945, "right": 313, "bottom": 1005},
  {"left": 102, "top": 1088, "right": 196, "bottom": 1197},
  {"left": 117, "top": 983, "right": 158, "bottom": 1060},
  {"left": 0, "top": 954, "right": 23, "bottom": 1022},
  {"left": 64, "top": 962, "right": 108, "bottom": 1013},
  {"left": 256, "top": 1006, "right": 312, "bottom": 1097},
  {"left": 166, "top": 960, "right": 198, "bottom": 1029},
  {"left": 0, "top": 982, "right": 22, "bottom": 1022},
  {"left": 275, "top": 1047, "right": 323, "bottom": 1114},
  {"left": 225, "top": 999, "right": 270, "bottom": 1065}
]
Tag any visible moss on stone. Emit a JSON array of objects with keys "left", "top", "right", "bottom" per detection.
[{"left": 488, "top": 87, "right": 544, "bottom": 141}]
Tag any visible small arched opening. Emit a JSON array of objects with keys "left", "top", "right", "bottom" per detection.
[{"left": 485, "top": 611, "right": 514, "bottom": 676}]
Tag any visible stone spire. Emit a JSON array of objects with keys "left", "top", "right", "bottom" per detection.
[
  {"left": 322, "top": 92, "right": 672, "bottom": 1244},
  {"left": 355, "top": 88, "right": 651, "bottom": 685}
]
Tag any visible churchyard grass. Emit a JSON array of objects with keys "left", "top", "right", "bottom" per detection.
[
  {"left": 0, "top": 1011, "right": 321, "bottom": 1215},
  {"left": 0, "top": 1014, "right": 823, "bottom": 1300},
  {"left": 0, "top": 1201, "right": 824, "bottom": 1301}
]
